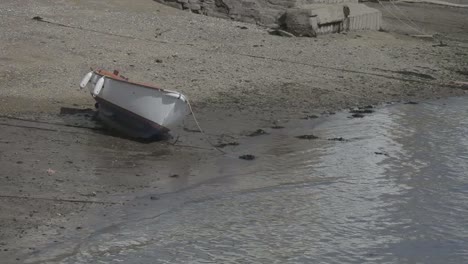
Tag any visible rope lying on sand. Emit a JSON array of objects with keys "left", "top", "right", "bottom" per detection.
[{"left": 186, "top": 99, "right": 227, "bottom": 154}]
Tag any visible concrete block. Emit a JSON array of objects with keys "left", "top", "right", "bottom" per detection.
[
  {"left": 346, "top": 3, "right": 381, "bottom": 31},
  {"left": 285, "top": 3, "right": 381, "bottom": 36}
]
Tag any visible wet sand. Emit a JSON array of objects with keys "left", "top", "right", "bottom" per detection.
[{"left": 1, "top": 0, "right": 468, "bottom": 262}]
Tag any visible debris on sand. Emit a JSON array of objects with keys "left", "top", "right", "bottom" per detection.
[
  {"left": 448, "top": 81, "right": 468, "bottom": 90},
  {"left": 239, "top": 154, "right": 256, "bottom": 160},
  {"left": 169, "top": 174, "right": 179, "bottom": 178},
  {"left": 359, "top": 105, "right": 374, "bottom": 109},
  {"left": 59, "top": 107, "right": 95, "bottom": 116},
  {"left": 349, "top": 109, "right": 374, "bottom": 114},
  {"left": 46, "top": 168, "right": 56, "bottom": 175},
  {"left": 248, "top": 129, "right": 268, "bottom": 137},
  {"left": 412, "top": 34, "right": 433, "bottom": 39},
  {"left": 432, "top": 41, "right": 448, "bottom": 47},
  {"left": 350, "top": 113, "right": 365, "bottom": 118},
  {"left": 328, "top": 137, "right": 347, "bottom": 142},
  {"left": 404, "top": 101, "right": 419, "bottom": 105},
  {"left": 268, "top": 29, "right": 295, "bottom": 38},
  {"left": 215, "top": 142, "right": 239, "bottom": 148},
  {"left": 150, "top": 196, "right": 159, "bottom": 200},
  {"left": 271, "top": 125, "right": 285, "bottom": 129},
  {"left": 302, "top": 114, "right": 319, "bottom": 120},
  {"left": 374, "top": 152, "right": 389, "bottom": 156},
  {"left": 32, "top": 16, "right": 43, "bottom": 21},
  {"left": 296, "top": 134, "right": 319, "bottom": 140},
  {"left": 183, "top": 127, "right": 202, "bottom": 133}
]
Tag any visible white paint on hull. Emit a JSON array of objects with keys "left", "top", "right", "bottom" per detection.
[{"left": 80, "top": 71, "right": 189, "bottom": 130}]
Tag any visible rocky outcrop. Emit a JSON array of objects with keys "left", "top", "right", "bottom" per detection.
[
  {"left": 154, "top": 0, "right": 315, "bottom": 26},
  {"left": 154, "top": 0, "right": 382, "bottom": 34}
]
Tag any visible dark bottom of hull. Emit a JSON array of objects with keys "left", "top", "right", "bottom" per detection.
[{"left": 95, "top": 98, "right": 170, "bottom": 140}]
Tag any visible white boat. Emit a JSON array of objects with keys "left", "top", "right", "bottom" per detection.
[{"left": 79, "top": 69, "right": 189, "bottom": 139}]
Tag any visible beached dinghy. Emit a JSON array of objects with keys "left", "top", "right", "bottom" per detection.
[{"left": 79, "top": 69, "right": 189, "bottom": 139}]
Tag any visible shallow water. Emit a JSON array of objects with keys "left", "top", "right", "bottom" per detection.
[{"left": 28, "top": 97, "right": 468, "bottom": 263}]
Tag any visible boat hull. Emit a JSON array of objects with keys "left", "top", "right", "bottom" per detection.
[
  {"left": 95, "top": 97, "right": 170, "bottom": 139},
  {"left": 81, "top": 70, "right": 189, "bottom": 139}
]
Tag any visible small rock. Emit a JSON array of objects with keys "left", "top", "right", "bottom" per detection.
[
  {"left": 404, "top": 101, "right": 419, "bottom": 105},
  {"left": 328, "top": 137, "right": 346, "bottom": 141},
  {"left": 359, "top": 105, "right": 374, "bottom": 109},
  {"left": 374, "top": 152, "right": 389, "bottom": 156},
  {"left": 271, "top": 125, "right": 284, "bottom": 129},
  {"left": 239, "top": 154, "right": 255, "bottom": 160},
  {"left": 16, "top": 161, "right": 23, "bottom": 164},
  {"left": 169, "top": 174, "right": 179, "bottom": 178},
  {"left": 32, "top": 16, "right": 43, "bottom": 21},
  {"left": 302, "top": 114, "right": 319, "bottom": 119},
  {"left": 150, "top": 196, "right": 159, "bottom": 200},
  {"left": 350, "top": 109, "right": 374, "bottom": 114},
  {"left": 350, "top": 113, "right": 365, "bottom": 118},
  {"left": 155, "top": 59, "right": 163, "bottom": 63},
  {"left": 215, "top": 142, "right": 239, "bottom": 148},
  {"left": 433, "top": 41, "right": 448, "bottom": 47},
  {"left": 296, "top": 135, "right": 318, "bottom": 140},
  {"left": 248, "top": 129, "right": 268, "bottom": 137},
  {"left": 237, "top": 26, "right": 248, "bottom": 29}
]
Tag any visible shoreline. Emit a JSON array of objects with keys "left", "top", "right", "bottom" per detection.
[
  {"left": 2, "top": 95, "right": 468, "bottom": 263},
  {"left": 1, "top": 0, "right": 468, "bottom": 262}
]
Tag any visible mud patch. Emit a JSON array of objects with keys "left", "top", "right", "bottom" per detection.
[{"left": 59, "top": 107, "right": 95, "bottom": 116}]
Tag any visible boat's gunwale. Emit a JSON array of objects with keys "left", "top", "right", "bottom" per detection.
[{"left": 94, "top": 69, "right": 167, "bottom": 93}]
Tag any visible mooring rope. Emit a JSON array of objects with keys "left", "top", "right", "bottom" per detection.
[
  {"left": 377, "top": 0, "right": 426, "bottom": 35},
  {"left": 388, "top": 0, "right": 425, "bottom": 31},
  {"left": 186, "top": 99, "right": 227, "bottom": 154}
]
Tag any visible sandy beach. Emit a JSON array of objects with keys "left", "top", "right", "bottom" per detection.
[{"left": 1, "top": 0, "right": 468, "bottom": 262}]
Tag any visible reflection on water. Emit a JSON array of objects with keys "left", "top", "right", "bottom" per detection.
[{"left": 34, "top": 97, "right": 468, "bottom": 263}]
